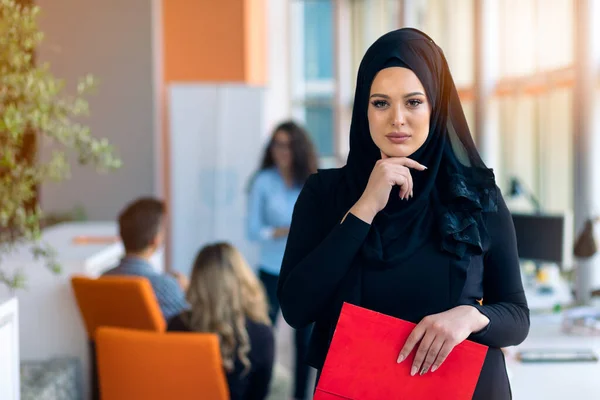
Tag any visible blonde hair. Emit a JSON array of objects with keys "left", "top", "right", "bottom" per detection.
[{"left": 185, "top": 242, "right": 271, "bottom": 373}]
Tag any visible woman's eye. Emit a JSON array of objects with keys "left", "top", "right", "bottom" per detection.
[
  {"left": 371, "top": 100, "right": 389, "bottom": 108},
  {"left": 407, "top": 99, "right": 423, "bottom": 108}
]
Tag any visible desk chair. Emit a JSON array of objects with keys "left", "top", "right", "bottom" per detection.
[
  {"left": 96, "top": 327, "right": 229, "bottom": 400},
  {"left": 71, "top": 276, "right": 167, "bottom": 400}
]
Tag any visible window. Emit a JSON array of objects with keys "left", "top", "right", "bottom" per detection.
[
  {"left": 348, "top": 0, "right": 403, "bottom": 91},
  {"left": 290, "top": 0, "right": 335, "bottom": 158},
  {"left": 404, "top": 0, "right": 474, "bottom": 87},
  {"left": 290, "top": 0, "right": 402, "bottom": 163},
  {"left": 405, "top": 0, "right": 476, "bottom": 141},
  {"left": 495, "top": 0, "right": 574, "bottom": 211},
  {"left": 288, "top": 0, "right": 579, "bottom": 213}
]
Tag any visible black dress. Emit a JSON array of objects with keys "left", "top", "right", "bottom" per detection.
[
  {"left": 277, "top": 168, "right": 530, "bottom": 400},
  {"left": 167, "top": 313, "right": 275, "bottom": 400}
]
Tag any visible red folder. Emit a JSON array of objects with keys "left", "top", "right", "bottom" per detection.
[{"left": 314, "top": 303, "right": 488, "bottom": 400}]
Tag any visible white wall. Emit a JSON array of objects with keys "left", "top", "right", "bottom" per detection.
[
  {"left": 168, "top": 85, "right": 264, "bottom": 274},
  {"left": 165, "top": 1, "right": 291, "bottom": 273},
  {"left": 37, "top": 0, "right": 159, "bottom": 220},
  {"left": 0, "top": 297, "right": 19, "bottom": 400},
  {"left": 263, "top": 0, "right": 292, "bottom": 138}
]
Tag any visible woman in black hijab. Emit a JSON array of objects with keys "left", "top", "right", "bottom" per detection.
[{"left": 277, "top": 28, "right": 529, "bottom": 399}]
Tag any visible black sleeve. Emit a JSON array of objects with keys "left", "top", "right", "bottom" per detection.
[
  {"left": 245, "top": 324, "right": 275, "bottom": 400},
  {"left": 277, "top": 173, "right": 371, "bottom": 329},
  {"left": 467, "top": 193, "right": 530, "bottom": 348}
]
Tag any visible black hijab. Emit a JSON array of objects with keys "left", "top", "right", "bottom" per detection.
[{"left": 344, "top": 28, "right": 498, "bottom": 270}]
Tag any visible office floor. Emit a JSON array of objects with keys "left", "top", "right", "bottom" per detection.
[{"left": 274, "top": 314, "right": 317, "bottom": 400}]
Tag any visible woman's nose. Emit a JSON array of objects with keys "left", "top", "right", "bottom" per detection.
[{"left": 391, "top": 107, "right": 406, "bottom": 127}]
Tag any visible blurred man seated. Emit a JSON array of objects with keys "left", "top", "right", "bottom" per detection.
[{"left": 103, "top": 197, "right": 188, "bottom": 320}]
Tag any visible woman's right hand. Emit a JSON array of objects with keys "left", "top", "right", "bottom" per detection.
[{"left": 349, "top": 152, "right": 427, "bottom": 223}]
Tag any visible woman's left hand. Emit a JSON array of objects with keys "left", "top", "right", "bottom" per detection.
[{"left": 397, "top": 305, "right": 490, "bottom": 376}]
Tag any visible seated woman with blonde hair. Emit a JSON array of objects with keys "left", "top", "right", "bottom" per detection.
[{"left": 168, "top": 242, "right": 275, "bottom": 400}]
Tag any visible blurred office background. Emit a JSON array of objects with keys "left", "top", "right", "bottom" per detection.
[
  {"left": 2, "top": 1, "right": 600, "bottom": 399},
  {"left": 32, "top": 0, "right": 600, "bottom": 283}
]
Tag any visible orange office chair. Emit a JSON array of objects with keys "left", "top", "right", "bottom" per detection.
[
  {"left": 71, "top": 275, "right": 167, "bottom": 400},
  {"left": 71, "top": 275, "right": 166, "bottom": 339},
  {"left": 96, "top": 327, "right": 229, "bottom": 400}
]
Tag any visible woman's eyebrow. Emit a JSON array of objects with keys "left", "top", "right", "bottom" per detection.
[{"left": 369, "top": 92, "right": 425, "bottom": 99}]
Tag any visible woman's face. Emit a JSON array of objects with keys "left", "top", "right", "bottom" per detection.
[
  {"left": 270, "top": 130, "right": 293, "bottom": 170},
  {"left": 368, "top": 67, "right": 431, "bottom": 158}
]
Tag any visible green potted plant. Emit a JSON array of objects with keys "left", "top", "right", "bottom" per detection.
[
  {"left": 0, "top": 3, "right": 121, "bottom": 398},
  {"left": 0, "top": 0, "right": 121, "bottom": 291}
]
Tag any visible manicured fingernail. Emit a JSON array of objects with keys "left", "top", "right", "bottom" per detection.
[
  {"left": 397, "top": 355, "right": 404, "bottom": 363},
  {"left": 411, "top": 366, "right": 418, "bottom": 376},
  {"left": 420, "top": 366, "right": 428, "bottom": 375},
  {"left": 431, "top": 365, "right": 438, "bottom": 373},
  {"left": 424, "top": 166, "right": 428, "bottom": 169}
]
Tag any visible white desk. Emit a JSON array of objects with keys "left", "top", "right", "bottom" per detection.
[
  {"left": 0, "top": 222, "right": 164, "bottom": 400},
  {"left": 524, "top": 280, "right": 574, "bottom": 312},
  {"left": 508, "top": 313, "right": 600, "bottom": 399}
]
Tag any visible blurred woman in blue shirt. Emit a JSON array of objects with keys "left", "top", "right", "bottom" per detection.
[{"left": 247, "top": 120, "right": 317, "bottom": 400}]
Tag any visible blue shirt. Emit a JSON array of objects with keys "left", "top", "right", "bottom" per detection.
[
  {"left": 247, "top": 168, "right": 302, "bottom": 276},
  {"left": 103, "top": 256, "right": 188, "bottom": 320}
]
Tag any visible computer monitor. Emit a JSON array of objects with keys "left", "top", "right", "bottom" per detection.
[{"left": 511, "top": 211, "right": 574, "bottom": 270}]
